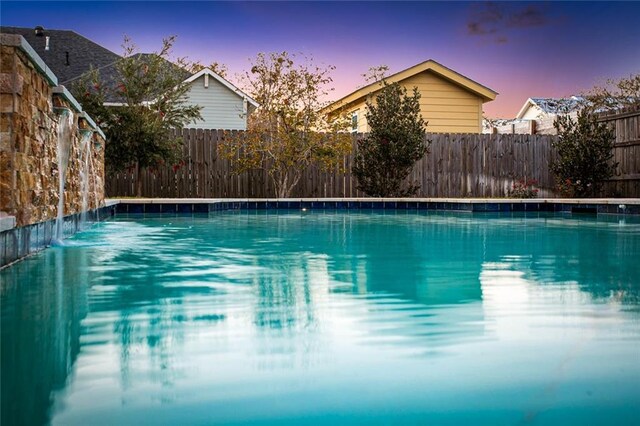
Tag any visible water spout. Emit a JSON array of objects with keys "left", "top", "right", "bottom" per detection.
[{"left": 54, "top": 108, "right": 74, "bottom": 243}]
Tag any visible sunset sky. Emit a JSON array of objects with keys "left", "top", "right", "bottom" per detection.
[{"left": 2, "top": 1, "right": 639, "bottom": 117}]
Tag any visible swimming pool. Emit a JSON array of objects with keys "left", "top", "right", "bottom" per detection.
[{"left": 2, "top": 211, "right": 639, "bottom": 425}]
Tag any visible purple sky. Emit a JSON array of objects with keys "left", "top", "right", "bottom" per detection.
[{"left": 2, "top": 1, "right": 639, "bottom": 117}]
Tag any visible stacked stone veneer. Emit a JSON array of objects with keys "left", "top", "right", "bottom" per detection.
[{"left": 0, "top": 34, "right": 105, "bottom": 228}]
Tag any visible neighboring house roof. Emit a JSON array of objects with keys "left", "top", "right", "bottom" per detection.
[
  {"left": 70, "top": 52, "right": 194, "bottom": 103},
  {"left": 515, "top": 96, "right": 586, "bottom": 119},
  {"left": 322, "top": 59, "right": 498, "bottom": 115},
  {"left": 0, "top": 26, "right": 121, "bottom": 84},
  {"left": 101, "top": 67, "right": 259, "bottom": 108},
  {"left": 0, "top": 25, "right": 257, "bottom": 109},
  {"left": 185, "top": 68, "right": 259, "bottom": 107},
  {"left": 127, "top": 53, "right": 192, "bottom": 82}
]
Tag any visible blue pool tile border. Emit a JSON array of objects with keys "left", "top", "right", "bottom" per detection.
[
  {"left": 3, "top": 199, "right": 639, "bottom": 269},
  {"left": 109, "top": 199, "right": 640, "bottom": 216},
  {"left": 0, "top": 205, "right": 116, "bottom": 269}
]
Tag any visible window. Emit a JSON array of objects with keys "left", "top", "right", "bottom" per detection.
[{"left": 351, "top": 112, "right": 358, "bottom": 132}]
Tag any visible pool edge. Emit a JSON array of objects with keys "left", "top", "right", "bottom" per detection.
[
  {"left": 0, "top": 204, "right": 116, "bottom": 270},
  {"left": 2, "top": 198, "right": 638, "bottom": 269}
]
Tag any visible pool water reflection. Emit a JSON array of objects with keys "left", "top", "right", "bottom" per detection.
[{"left": 1, "top": 211, "right": 639, "bottom": 425}]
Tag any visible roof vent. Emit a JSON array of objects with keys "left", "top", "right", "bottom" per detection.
[{"left": 34, "top": 26, "right": 45, "bottom": 37}]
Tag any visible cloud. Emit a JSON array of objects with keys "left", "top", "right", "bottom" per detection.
[
  {"left": 467, "top": 22, "right": 497, "bottom": 36},
  {"left": 508, "top": 5, "right": 548, "bottom": 28},
  {"left": 467, "top": 2, "right": 551, "bottom": 44}
]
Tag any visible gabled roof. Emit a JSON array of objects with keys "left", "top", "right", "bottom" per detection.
[
  {"left": 516, "top": 96, "right": 586, "bottom": 119},
  {"left": 130, "top": 53, "right": 192, "bottom": 81},
  {"left": 185, "top": 68, "right": 259, "bottom": 107},
  {"left": 101, "top": 67, "right": 259, "bottom": 107},
  {"left": 1, "top": 26, "right": 258, "bottom": 108},
  {"left": 322, "top": 59, "right": 498, "bottom": 114},
  {"left": 65, "top": 52, "right": 194, "bottom": 102},
  {"left": 0, "top": 26, "right": 121, "bottom": 84}
]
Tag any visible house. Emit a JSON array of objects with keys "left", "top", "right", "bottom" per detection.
[
  {"left": 480, "top": 96, "right": 587, "bottom": 135},
  {"left": 77, "top": 53, "right": 258, "bottom": 130},
  {"left": 321, "top": 59, "right": 497, "bottom": 134},
  {"left": 0, "top": 26, "right": 257, "bottom": 130},
  {"left": 515, "top": 96, "right": 586, "bottom": 120},
  {"left": 482, "top": 96, "right": 588, "bottom": 134},
  {"left": 178, "top": 68, "right": 258, "bottom": 130},
  {"left": 482, "top": 118, "right": 533, "bottom": 134},
  {"left": 0, "top": 26, "right": 121, "bottom": 84}
]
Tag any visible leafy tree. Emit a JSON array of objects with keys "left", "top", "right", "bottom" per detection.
[
  {"left": 360, "top": 65, "right": 390, "bottom": 86},
  {"left": 219, "top": 52, "right": 352, "bottom": 198},
  {"left": 183, "top": 60, "right": 230, "bottom": 79},
  {"left": 584, "top": 73, "right": 640, "bottom": 110},
  {"left": 551, "top": 110, "right": 617, "bottom": 197},
  {"left": 353, "top": 82, "right": 429, "bottom": 197},
  {"left": 72, "top": 36, "right": 202, "bottom": 196}
]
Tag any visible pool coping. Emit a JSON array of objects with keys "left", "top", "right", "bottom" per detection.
[
  {"left": 2, "top": 197, "right": 639, "bottom": 269},
  {"left": 108, "top": 198, "right": 640, "bottom": 215}
]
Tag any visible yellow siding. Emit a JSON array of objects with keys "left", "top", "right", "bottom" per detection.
[
  {"left": 352, "top": 106, "right": 368, "bottom": 133},
  {"left": 334, "top": 70, "right": 483, "bottom": 133},
  {"left": 336, "top": 102, "right": 369, "bottom": 133},
  {"left": 405, "top": 71, "right": 482, "bottom": 133}
]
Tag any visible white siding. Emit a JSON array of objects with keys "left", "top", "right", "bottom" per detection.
[
  {"left": 184, "top": 75, "right": 247, "bottom": 130},
  {"left": 520, "top": 105, "right": 544, "bottom": 120}
]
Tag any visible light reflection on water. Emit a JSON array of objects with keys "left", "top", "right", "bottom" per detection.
[{"left": 1, "top": 211, "right": 639, "bottom": 425}]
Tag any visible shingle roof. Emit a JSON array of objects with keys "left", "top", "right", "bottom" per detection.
[
  {"left": 134, "top": 53, "right": 192, "bottom": 81},
  {"left": 71, "top": 53, "right": 193, "bottom": 102},
  {"left": 0, "top": 26, "right": 121, "bottom": 85},
  {"left": 529, "top": 96, "right": 586, "bottom": 114},
  {"left": 0, "top": 27, "right": 193, "bottom": 102},
  {"left": 0, "top": 26, "right": 257, "bottom": 108},
  {"left": 88, "top": 53, "right": 192, "bottom": 87}
]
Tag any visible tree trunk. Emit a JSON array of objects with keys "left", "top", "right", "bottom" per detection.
[
  {"left": 274, "top": 173, "right": 289, "bottom": 198},
  {"left": 273, "top": 169, "right": 303, "bottom": 198},
  {"left": 135, "top": 162, "right": 143, "bottom": 197}
]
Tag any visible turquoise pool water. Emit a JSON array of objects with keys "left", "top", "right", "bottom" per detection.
[{"left": 2, "top": 211, "right": 639, "bottom": 425}]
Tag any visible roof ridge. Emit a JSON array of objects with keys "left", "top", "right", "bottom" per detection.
[
  {"left": 0, "top": 25, "right": 121, "bottom": 55},
  {"left": 322, "top": 59, "right": 497, "bottom": 113}
]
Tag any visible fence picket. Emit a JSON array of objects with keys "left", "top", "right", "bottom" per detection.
[{"left": 106, "top": 113, "right": 639, "bottom": 199}]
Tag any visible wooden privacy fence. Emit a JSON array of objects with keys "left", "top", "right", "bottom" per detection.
[
  {"left": 485, "top": 106, "right": 639, "bottom": 198},
  {"left": 107, "top": 130, "right": 563, "bottom": 198},
  {"left": 598, "top": 107, "right": 640, "bottom": 198}
]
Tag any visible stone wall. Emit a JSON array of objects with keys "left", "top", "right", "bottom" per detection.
[{"left": 0, "top": 35, "right": 105, "bottom": 228}]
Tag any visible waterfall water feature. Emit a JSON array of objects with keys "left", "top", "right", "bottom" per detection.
[
  {"left": 79, "top": 129, "right": 93, "bottom": 228},
  {"left": 54, "top": 108, "right": 74, "bottom": 243}
]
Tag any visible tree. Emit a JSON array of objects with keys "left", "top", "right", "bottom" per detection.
[
  {"left": 360, "top": 65, "right": 390, "bottom": 86},
  {"left": 353, "top": 82, "right": 429, "bottom": 197},
  {"left": 183, "top": 60, "right": 230, "bottom": 79},
  {"left": 72, "top": 36, "right": 202, "bottom": 196},
  {"left": 219, "top": 52, "right": 352, "bottom": 198},
  {"left": 584, "top": 73, "right": 640, "bottom": 111},
  {"left": 551, "top": 110, "right": 617, "bottom": 197}
]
